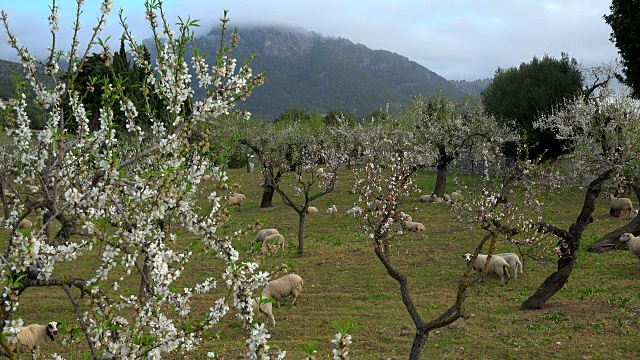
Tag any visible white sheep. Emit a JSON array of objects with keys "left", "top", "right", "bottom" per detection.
[
  {"left": 399, "top": 213, "right": 412, "bottom": 222},
  {"left": 345, "top": 206, "right": 362, "bottom": 217},
  {"left": 420, "top": 193, "right": 442, "bottom": 203},
  {"left": 325, "top": 205, "right": 338, "bottom": 214},
  {"left": 443, "top": 193, "right": 452, "bottom": 202},
  {"left": 262, "top": 274, "right": 304, "bottom": 307},
  {"left": 619, "top": 233, "right": 640, "bottom": 269},
  {"left": 463, "top": 253, "right": 511, "bottom": 286},
  {"left": 255, "top": 229, "right": 279, "bottom": 249},
  {"left": 496, "top": 253, "right": 523, "bottom": 279},
  {"left": 226, "top": 193, "right": 245, "bottom": 210},
  {"left": 250, "top": 298, "right": 276, "bottom": 327},
  {"left": 306, "top": 206, "right": 318, "bottom": 214},
  {"left": 607, "top": 194, "right": 634, "bottom": 220},
  {"left": 451, "top": 190, "right": 464, "bottom": 202},
  {"left": 2, "top": 321, "right": 61, "bottom": 359},
  {"left": 262, "top": 233, "right": 285, "bottom": 253},
  {"left": 403, "top": 220, "right": 426, "bottom": 232}
]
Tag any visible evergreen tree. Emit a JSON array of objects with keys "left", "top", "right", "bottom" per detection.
[
  {"left": 605, "top": 0, "right": 640, "bottom": 98},
  {"left": 481, "top": 53, "right": 583, "bottom": 160}
]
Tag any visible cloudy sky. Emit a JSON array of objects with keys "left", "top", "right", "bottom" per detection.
[{"left": 0, "top": 1, "right": 619, "bottom": 81}]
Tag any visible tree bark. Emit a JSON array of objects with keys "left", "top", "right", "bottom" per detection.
[
  {"left": 521, "top": 169, "right": 612, "bottom": 309},
  {"left": 433, "top": 163, "right": 447, "bottom": 198},
  {"left": 260, "top": 185, "right": 275, "bottom": 208},
  {"left": 297, "top": 212, "right": 306, "bottom": 255},
  {"left": 588, "top": 184, "right": 640, "bottom": 252}
]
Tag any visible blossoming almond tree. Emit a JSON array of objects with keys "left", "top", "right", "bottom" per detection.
[
  {"left": 0, "top": 1, "right": 302, "bottom": 358},
  {"left": 351, "top": 124, "right": 472, "bottom": 360}
]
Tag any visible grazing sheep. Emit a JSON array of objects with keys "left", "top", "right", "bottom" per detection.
[
  {"left": 325, "top": 205, "right": 338, "bottom": 214},
  {"left": 262, "top": 233, "right": 285, "bottom": 253},
  {"left": 250, "top": 298, "right": 276, "bottom": 327},
  {"left": 496, "top": 253, "right": 523, "bottom": 279},
  {"left": 262, "top": 274, "right": 304, "bottom": 307},
  {"left": 607, "top": 194, "right": 634, "bottom": 220},
  {"left": 403, "top": 220, "right": 426, "bottom": 232},
  {"left": 451, "top": 190, "right": 464, "bottom": 202},
  {"left": 463, "top": 253, "right": 511, "bottom": 286},
  {"left": 306, "top": 206, "right": 318, "bottom": 214},
  {"left": 619, "top": 233, "right": 640, "bottom": 269},
  {"left": 255, "top": 229, "right": 279, "bottom": 249},
  {"left": 18, "top": 219, "right": 33, "bottom": 229},
  {"left": 225, "top": 194, "right": 245, "bottom": 211},
  {"left": 345, "top": 206, "right": 362, "bottom": 217},
  {"left": 2, "top": 321, "right": 61, "bottom": 359}
]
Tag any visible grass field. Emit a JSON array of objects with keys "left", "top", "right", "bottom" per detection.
[{"left": 5, "top": 166, "right": 640, "bottom": 359}]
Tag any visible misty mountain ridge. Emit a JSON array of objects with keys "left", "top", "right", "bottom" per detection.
[
  {"left": 0, "top": 26, "right": 492, "bottom": 121},
  {"left": 181, "top": 25, "right": 485, "bottom": 119}
]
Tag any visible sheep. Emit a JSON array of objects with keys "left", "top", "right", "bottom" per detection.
[
  {"left": 262, "top": 274, "right": 304, "bottom": 307},
  {"left": 399, "top": 213, "right": 412, "bottom": 222},
  {"left": 451, "top": 190, "right": 464, "bottom": 202},
  {"left": 250, "top": 298, "right": 276, "bottom": 327},
  {"left": 2, "top": 321, "right": 61, "bottom": 359},
  {"left": 345, "top": 206, "right": 362, "bottom": 217},
  {"left": 306, "top": 206, "right": 318, "bottom": 214},
  {"left": 225, "top": 194, "right": 245, "bottom": 210},
  {"left": 233, "top": 183, "right": 242, "bottom": 192},
  {"left": 420, "top": 193, "right": 442, "bottom": 203},
  {"left": 619, "top": 233, "right": 640, "bottom": 269},
  {"left": 607, "top": 194, "right": 634, "bottom": 220},
  {"left": 262, "top": 233, "right": 285, "bottom": 253},
  {"left": 403, "top": 220, "right": 426, "bottom": 232},
  {"left": 325, "top": 205, "right": 338, "bottom": 214},
  {"left": 18, "top": 219, "right": 33, "bottom": 229},
  {"left": 255, "top": 228, "right": 279, "bottom": 249},
  {"left": 496, "top": 253, "right": 523, "bottom": 279},
  {"left": 443, "top": 193, "right": 452, "bottom": 202},
  {"left": 463, "top": 253, "right": 511, "bottom": 286}
]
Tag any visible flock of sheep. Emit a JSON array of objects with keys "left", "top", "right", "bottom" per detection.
[{"left": 3, "top": 172, "right": 639, "bottom": 356}]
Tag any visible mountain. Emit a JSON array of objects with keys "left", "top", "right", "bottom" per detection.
[
  {"left": 451, "top": 78, "right": 492, "bottom": 96},
  {"left": 186, "top": 26, "right": 467, "bottom": 120},
  {"left": 1, "top": 27, "right": 470, "bottom": 121}
]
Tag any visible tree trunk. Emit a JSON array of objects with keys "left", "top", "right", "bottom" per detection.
[
  {"left": 588, "top": 184, "right": 640, "bottom": 252},
  {"left": 521, "top": 169, "right": 612, "bottom": 309},
  {"left": 297, "top": 212, "right": 306, "bottom": 255},
  {"left": 433, "top": 163, "right": 447, "bottom": 198},
  {"left": 260, "top": 185, "right": 275, "bottom": 208}
]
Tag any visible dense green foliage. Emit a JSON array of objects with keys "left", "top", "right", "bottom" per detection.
[
  {"left": 605, "top": 0, "right": 640, "bottom": 98},
  {"left": 480, "top": 53, "right": 583, "bottom": 159}
]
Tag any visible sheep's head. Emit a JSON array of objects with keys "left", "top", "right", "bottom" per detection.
[
  {"left": 619, "top": 233, "right": 634, "bottom": 242},
  {"left": 46, "top": 322, "right": 61, "bottom": 341},
  {"left": 462, "top": 253, "right": 473, "bottom": 266}
]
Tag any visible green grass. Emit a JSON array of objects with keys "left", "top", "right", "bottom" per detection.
[{"left": 3, "top": 167, "right": 640, "bottom": 359}]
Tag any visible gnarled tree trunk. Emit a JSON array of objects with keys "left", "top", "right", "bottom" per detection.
[{"left": 521, "top": 169, "right": 612, "bottom": 309}]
